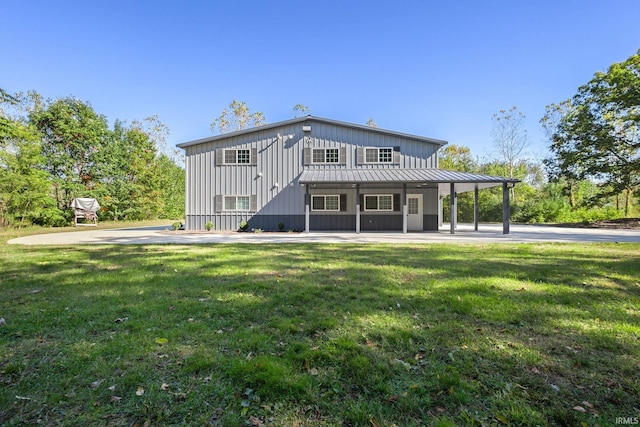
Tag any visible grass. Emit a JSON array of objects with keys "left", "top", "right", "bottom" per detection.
[{"left": 0, "top": 230, "right": 639, "bottom": 426}]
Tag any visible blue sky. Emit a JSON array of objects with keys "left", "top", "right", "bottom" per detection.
[{"left": 2, "top": 0, "right": 639, "bottom": 160}]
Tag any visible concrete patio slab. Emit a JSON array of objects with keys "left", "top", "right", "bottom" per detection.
[{"left": 7, "top": 223, "right": 640, "bottom": 245}]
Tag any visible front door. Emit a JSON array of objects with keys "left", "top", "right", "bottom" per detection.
[{"left": 407, "top": 194, "right": 423, "bottom": 231}]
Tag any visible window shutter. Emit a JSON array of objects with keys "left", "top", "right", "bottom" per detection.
[
  {"left": 215, "top": 195, "right": 222, "bottom": 212},
  {"left": 340, "top": 194, "right": 347, "bottom": 212},
  {"left": 304, "top": 147, "right": 311, "bottom": 165},
  {"left": 251, "top": 148, "right": 257, "bottom": 165},
  {"left": 393, "top": 146, "right": 401, "bottom": 164},
  {"left": 250, "top": 195, "right": 257, "bottom": 212},
  {"left": 339, "top": 147, "right": 347, "bottom": 165},
  {"left": 357, "top": 147, "right": 364, "bottom": 165},
  {"left": 215, "top": 148, "right": 224, "bottom": 165},
  {"left": 359, "top": 193, "right": 364, "bottom": 211},
  {"left": 393, "top": 194, "right": 401, "bottom": 212}
]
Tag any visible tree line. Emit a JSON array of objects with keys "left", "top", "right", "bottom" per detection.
[{"left": 0, "top": 91, "right": 185, "bottom": 227}]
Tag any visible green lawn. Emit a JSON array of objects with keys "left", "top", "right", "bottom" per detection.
[{"left": 1, "top": 233, "right": 639, "bottom": 426}]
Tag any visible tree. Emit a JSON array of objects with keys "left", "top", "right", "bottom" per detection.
[
  {"left": 544, "top": 50, "right": 640, "bottom": 216},
  {"left": 292, "top": 104, "right": 310, "bottom": 117},
  {"left": 491, "top": 106, "right": 530, "bottom": 204},
  {"left": 366, "top": 118, "right": 377, "bottom": 128},
  {"left": 491, "top": 106, "right": 529, "bottom": 179},
  {"left": 0, "top": 119, "right": 60, "bottom": 227},
  {"left": 439, "top": 144, "right": 477, "bottom": 172},
  {"left": 210, "top": 100, "right": 266, "bottom": 134},
  {"left": 30, "top": 97, "right": 110, "bottom": 210}
]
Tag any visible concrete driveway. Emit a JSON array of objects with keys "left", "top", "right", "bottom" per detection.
[{"left": 7, "top": 223, "right": 640, "bottom": 245}]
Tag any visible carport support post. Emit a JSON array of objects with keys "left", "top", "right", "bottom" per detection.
[
  {"left": 402, "top": 183, "right": 407, "bottom": 234},
  {"left": 502, "top": 182, "right": 510, "bottom": 234},
  {"left": 474, "top": 186, "right": 479, "bottom": 231},
  {"left": 450, "top": 183, "right": 456, "bottom": 235},
  {"left": 305, "top": 185, "right": 310, "bottom": 234},
  {"left": 355, "top": 184, "right": 361, "bottom": 234}
]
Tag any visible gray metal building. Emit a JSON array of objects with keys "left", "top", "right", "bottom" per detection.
[{"left": 177, "top": 116, "right": 518, "bottom": 233}]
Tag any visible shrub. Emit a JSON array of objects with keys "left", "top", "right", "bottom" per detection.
[
  {"left": 238, "top": 220, "right": 248, "bottom": 232},
  {"left": 278, "top": 221, "right": 285, "bottom": 231},
  {"left": 204, "top": 221, "right": 214, "bottom": 231},
  {"left": 171, "top": 222, "right": 182, "bottom": 231}
]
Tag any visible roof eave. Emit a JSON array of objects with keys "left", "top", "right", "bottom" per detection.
[{"left": 177, "top": 115, "right": 448, "bottom": 149}]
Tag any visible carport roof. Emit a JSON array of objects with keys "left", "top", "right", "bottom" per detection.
[{"left": 299, "top": 168, "right": 519, "bottom": 194}]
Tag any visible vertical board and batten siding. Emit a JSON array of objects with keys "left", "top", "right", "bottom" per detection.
[
  {"left": 183, "top": 119, "right": 442, "bottom": 230},
  {"left": 184, "top": 124, "right": 307, "bottom": 230}
]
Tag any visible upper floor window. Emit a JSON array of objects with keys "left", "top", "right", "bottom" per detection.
[
  {"left": 313, "top": 148, "right": 339, "bottom": 163},
  {"left": 225, "top": 149, "right": 250, "bottom": 164},
  {"left": 304, "top": 147, "right": 346, "bottom": 166},
  {"left": 358, "top": 146, "right": 400, "bottom": 165},
  {"left": 365, "top": 147, "right": 393, "bottom": 163},
  {"left": 216, "top": 148, "right": 257, "bottom": 165}
]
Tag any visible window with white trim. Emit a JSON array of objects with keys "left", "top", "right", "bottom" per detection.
[
  {"left": 312, "top": 148, "right": 339, "bottom": 163},
  {"left": 224, "top": 195, "right": 250, "bottom": 211},
  {"left": 224, "top": 149, "right": 250, "bottom": 164},
  {"left": 364, "top": 147, "right": 393, "bottom": 163},
  {"left": 364, "top": 194, "right": 393, "bottom": 211},
  {"left": 311, "top": 195, "right": 340, "bottom": 211}
]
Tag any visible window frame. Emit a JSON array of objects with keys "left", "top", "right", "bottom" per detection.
[
  {"left": 364, "top": 147, "right": 394, "bottom": 163},
  {"left": 223, "top": 195, "right": 251, "bottom": 211},
  {"left": 311, "top": 194, "right": 341, "bottom": 212},
  {"left": 223, "top": 149, "right": 251, "bottom": 165},
  {"left": 363, "top": 194, "right": 394, "bottom": 212},
  {"left": 311, "top": 148, "right": 340, "bottom": 164}
]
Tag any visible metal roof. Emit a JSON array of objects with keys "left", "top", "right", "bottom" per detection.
[
  {"left": 299, "top": 168, "right": 519, "bottom": 194},
  {"left": 177, "top": 116, "right": 448, "bottom": 148}
]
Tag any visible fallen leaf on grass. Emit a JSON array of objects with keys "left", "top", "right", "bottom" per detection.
[
  {"left": 110, "top": 396, "right": 122, "bottom": 403},
  {"left": 581, "top": 401, "right": 594, "bottom": 409},
  {"left": 108, "top": 385, "right": 116, "bottom": 391},
  {"left": 90, "top": 379, "right": 104, "bottom": 389},
  {"left": 154, "top": 337, "right": 168, "bottom": 345},
  {"left": 249, "top": 416, "right": 264, "bottom": 426},
  {"left": 573, "top": 406, "right": 586, "bottom": 412},
  {"left": 161, "top": 383, "right": 170, "bottom": 390},
  {"left": 308, "top": 368, "right": 319, "bottom": 376},
  {"left": 136, "top": 386, "right": 145, "bottom": 396}
]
